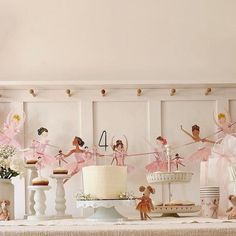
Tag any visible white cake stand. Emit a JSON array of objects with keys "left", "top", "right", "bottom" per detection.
[{"left": 76, "top": 199, "right": 136, "bottom": 221}]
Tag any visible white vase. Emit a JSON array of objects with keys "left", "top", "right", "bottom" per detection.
[{"left": 0, "top": 179, "right": 14, "bottom": 220}]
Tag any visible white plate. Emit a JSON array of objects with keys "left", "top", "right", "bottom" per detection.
[{"left": 153, "top": 205, "right": 201, "bottom": 214}]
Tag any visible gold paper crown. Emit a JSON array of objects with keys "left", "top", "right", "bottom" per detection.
[
  {"left": 13, "top": 114, "right": 21, "bottom": 121},
  {"left": 218, "top": 113, "right": 226, "bottom": 119}
]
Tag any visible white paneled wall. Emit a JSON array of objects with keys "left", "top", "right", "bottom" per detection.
[
  {"left": 0, "top": 87, "right": 236, "bottom": 219},
  {"left": 25, "top": 102, "right": 81, "bottom": 217},
  {"left": 162, "top": 100, "right": 216, "bottom": 203}
]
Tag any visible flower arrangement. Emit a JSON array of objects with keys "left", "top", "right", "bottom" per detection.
[
  {"left": 75, "top": 191, "right": 94, "bottom": 201},
  {"left": 0, "top": 145, "right": 24, "bottom": 179},
  {"left": 119, "top": 192, "right": 135, "bottom": 200}
]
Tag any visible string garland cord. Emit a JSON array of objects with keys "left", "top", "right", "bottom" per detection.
[
  {"left": 32, "top": 139, "right": 60, "bottom": 150},
  {"left": 201, "top": 121, "right": 236, "bottom": 140},
  {"left": 102, "top": 151, "right": 160, "bottom": 158}
]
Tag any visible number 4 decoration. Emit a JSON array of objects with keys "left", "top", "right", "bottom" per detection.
[{"left": 98, "top": 130, "right": 108, "bottom": 151}]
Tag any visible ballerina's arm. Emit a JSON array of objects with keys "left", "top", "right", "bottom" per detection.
[
  {"left": 213, "top": 111, "right": 221, "bottom": 129},
  {"left": 15, "top": 112, "right": 26, "bottom": 131},
  {"left": 4, "top": 111, "right": 13, "bottom": 129},
  {"left": 110, "top": 136, "right": 115, "bottom": 150},
  {"left": 63, "top": 149, "right": 75, "bottom": 158},
  {"left": 123, "top": 135, "right": 128, "bottom": 152},
  {"left": 180, "top": 125, "right": 195, "bottom": 139},
  {"left": 225, "top": 110, "right": 232, "bottom": 123},
  {"left": 201, "top": 138, "right": 215, "bottom": 144}
]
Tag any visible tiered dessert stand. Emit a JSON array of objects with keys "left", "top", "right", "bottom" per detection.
[
  {"left": 76, "top": 199, "right": 136, "bottom": 221},
  {"left": 146, "top": 145, "right": 201, "bottom": 217}
]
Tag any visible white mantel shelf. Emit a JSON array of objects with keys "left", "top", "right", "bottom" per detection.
[{"left": 0, "top": 80, "right": 236, "bottom": 89}]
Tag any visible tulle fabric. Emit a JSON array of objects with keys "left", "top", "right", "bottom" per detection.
[
  {"left": 145, "top": 147, "right": 169, "bottom": 172},
  {"left": 145, "top": 159, "right": 168, "bottom": 172},
  {"left": 24, "top": 140, "right": 55, "bottom": 169},
  {"left": 65, "top": 151, "right": 93, "bottom": 174},
  {"left": 189, "top": 146, "right": 212, "bottom": 162},
  {"left": 212, "top": 134, "right": 236, "bottom": 158},
  {"left": 209, "top": 134, "right": 236, "bottom": 216}
]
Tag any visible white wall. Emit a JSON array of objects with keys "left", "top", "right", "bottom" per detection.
[
  {"left": 0, "top": 86, "right": 236, "bottom": 219},
  {"left": 0, "top": 0, "right": 236, "bottom": 82}
]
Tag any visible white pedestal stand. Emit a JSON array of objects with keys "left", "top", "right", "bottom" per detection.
[
  {"left": 50, "top": 174, "right": 72, "bottom": 219},
  {"left": 25, "top": 164, "right": 38, "bottom": 217},
  {"left": 76, "top": 199, "right": 136, "bottom": 221},
  {"left": 28, "top": 185, "right": 51, "bottom": 220}
]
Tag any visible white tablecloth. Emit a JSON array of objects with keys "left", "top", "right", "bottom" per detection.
[{"left": 0, "top": 217, "right": 236, "bottom": 236}]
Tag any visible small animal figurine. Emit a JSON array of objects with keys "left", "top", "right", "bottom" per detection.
[
  {"left": 0, "top": 200, "right": 10, "bottom": 221},
  {"left": 226, "top": 195, "right": 236, "bottom": 219},
  {"left": 136, "top": 186, "right": 155, "bottom": 220}
]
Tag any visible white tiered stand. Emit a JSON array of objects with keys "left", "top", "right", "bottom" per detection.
[{"left": 146, "top": 145, "right": 201, "bottom": 217}]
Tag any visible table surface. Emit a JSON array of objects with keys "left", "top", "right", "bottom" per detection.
[{"left": 0, "top": 217, "right": 236, "bottom": 236}]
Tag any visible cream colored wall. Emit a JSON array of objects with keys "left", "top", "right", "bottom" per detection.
[
  {"left": 0, "top": 87, "right": 236, "bottom": 219},
  {"left": 0, "top": 0, "right": 236, "bottom": 82}
]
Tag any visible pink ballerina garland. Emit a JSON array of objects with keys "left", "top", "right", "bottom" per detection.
[
  {"left": 23, "top": 127, "right": 55, "bottom": 169},
  {"left": 62, "top": 137, "right": 95, "bottom": 183},
  {"left": 110, "top": 136, "right": 135, "bottom": 173},
  {"left": 145, "top": 136, "right": 170, "bottom": 173},
  {"left": 0, "top": 112, "right": 25, "bottom": 149},
  {"left": 180, "top": 125, "right": 215, "bottom": 162}
]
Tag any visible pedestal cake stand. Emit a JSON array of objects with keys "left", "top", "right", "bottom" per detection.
[
  {"left": 50, "top": 174, "right": 72, "bottom": 219},
  {"left": 146, "top": 145, "right": 201, "bottom": 217},
  {"left": 76, "top": 199, "right": 136, "bottom": 221},
  {"left": 28, "top": 185, "right": 51, "bottom": 220}
]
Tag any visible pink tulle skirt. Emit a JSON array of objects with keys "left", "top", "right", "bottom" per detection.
[
  {"left": 0, "top": 133, "right": 21, "bottom": 149},
  {"left": 145, "top": 160, "right": 168, "bottom": 172},
  {"left": 189, "top": 147, "right": 211, "bottom": 162},
  {"left": 66, "top": 160, "right": 92, "bottom": 175},
  {"left": 35, "top": 153, "right": 55, "bottom": 169}
]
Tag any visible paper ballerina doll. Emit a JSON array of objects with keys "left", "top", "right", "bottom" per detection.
[
  {"left": 172, "top": 153, "right": 185, "bottom": 171},
  {"left": 211, "top": 111, "right": 236, "bottom": 159},
  {"left": 213, "top": 112, "right": 234, "bottom": 137},
  {"left": 54, "top": 150, "right": 68, "bottom": 167},
  {"left": 145, "top": 136, "right": 169, "bottom": 172},
  {"left": 180, "top": 125, "right": 214, "bottom": 161},
  {"left": 136, "top": 186, "right": 155, "bottom": 220},
  {"left": 62, "top": 137, "right": 93, "bottom": 183},
  {"left": 0, "top": 111, "right": 25, "bottom": 149},
  {"left": 110, "top": 136, "right": 134, "bottom": 172},
  {"left": 24, "top": 127, "right": 55, "bottom": 168}
]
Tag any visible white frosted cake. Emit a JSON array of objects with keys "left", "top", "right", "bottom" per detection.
[{"left": 82, "top": 165, "right": 127, "bottom": 199}]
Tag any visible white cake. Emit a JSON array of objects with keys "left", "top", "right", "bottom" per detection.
[{"left": 82, "top": 165, "right": 127, "bottom": 199}]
